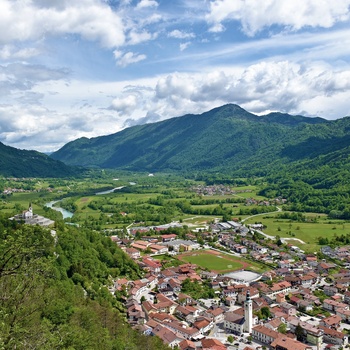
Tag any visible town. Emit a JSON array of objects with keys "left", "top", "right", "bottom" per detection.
[{"left": 109, "top": 219, "right": 350, "bottom": 350}]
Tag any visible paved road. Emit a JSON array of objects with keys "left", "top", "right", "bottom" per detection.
[{"left": 249, "top": 227, "right": 306, "bottom": 244}]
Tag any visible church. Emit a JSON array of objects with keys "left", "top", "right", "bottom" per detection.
[
  {"left": 224, "top": 291, "right": 257, "bottom": 335},
  {"left": 10, "top": 203, "right": 55, "bottom": 227}
]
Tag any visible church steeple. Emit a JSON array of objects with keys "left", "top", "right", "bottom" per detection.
[{"left": 244, "top": 289, "right": 253, "bottom": 333}]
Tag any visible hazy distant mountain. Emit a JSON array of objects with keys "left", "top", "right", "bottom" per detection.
[
  {"left": 0, "top": 142, "right": 80, "bottom": 177},
  {"left": 50, "top": 104, "right": 350, "bottom": 175}
]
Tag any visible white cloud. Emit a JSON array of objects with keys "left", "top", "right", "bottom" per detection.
[
  {"left": 152, "top": 61, "right": 350, "bottom": 118},
  {"left": 115, "top": 51, "right": 147, "bottom": 67},
  {"left": 206, "top": 0, "right": 350, "bottom": 36},
  {"left": 0, "top": 45, "right": 40, "bottom": 60},
  {"left": 0, "top": 0, "right": 125, "bottom": 48},
  {"left": 0, "top": 103, "right": 122, "bottom": 152},
  {"left": 180, "top": 42, "right": 191, "bottom": 51},
  {"left": 136, "top": 0, "right": 158, "bottom": 9},
  {"left": 2, "top": 58, "right": 350, "bottom": 152},
  {"left": 110, "top": 94, "right": 139, "bottom": 114},
  {"left": 168, "top": 30, "right": 195, "bottom": 39},
  {"left": 128, "top": 30, "right": 158, "bottom": 45}
]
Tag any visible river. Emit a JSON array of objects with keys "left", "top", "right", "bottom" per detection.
[
  {"left": 45, "top": 186, "right": 127, "bottom": 219},
  {"left": 95, "top": 186, "right": 125, "bottom": 195},
  {"left": 45, "top": 200, "right": 74, "bottom": 219}
]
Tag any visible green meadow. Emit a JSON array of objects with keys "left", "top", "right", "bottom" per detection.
[{"left": 244, "top": 212, "right": 350, "bottom": 252}]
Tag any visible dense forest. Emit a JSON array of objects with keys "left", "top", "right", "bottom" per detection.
[
  {"left": 0, "top": 214, "right": 169, "bottom": 350},
  {"left": 0, "top": 142, "right": 80, "bottom": 178}
]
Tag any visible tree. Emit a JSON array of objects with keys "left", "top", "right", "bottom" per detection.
[
  {"left": 295, "top": 323, "right": 304, "bottom": 341},
  {"left": 278, "top": 322, "right": 287, "bottom": 334},
  {"left": 260, "top": 306, "right": 272, "bottom": 319},
  {"left": 227, "top": 335, "right": 234, "bottom": 343}
]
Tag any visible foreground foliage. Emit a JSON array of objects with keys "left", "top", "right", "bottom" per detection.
[{"left": 0, "top": 216, "right": 169, "bottom": 350}]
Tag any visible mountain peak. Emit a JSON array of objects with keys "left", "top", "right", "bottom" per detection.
[{"left": 50, "top": 103, "right": 346, "bottom": 175}]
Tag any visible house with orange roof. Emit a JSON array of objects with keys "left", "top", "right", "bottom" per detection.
[
  {"left": 193, "top": 317, "right": 214, "bottom": 334},
  {"left": 178, "top": 339, "right": 196, "bottom": 350},
  {"left": 153, "top": 324, "right": 182, "bottom": 348},
  {"left": 142, "top": 257, "right": 162, "bottom": 273},
  {"left": 319, "top": 325, "right": 348, "bottom": 347},
  {"left": 201, "top": 338, "right": 227, "bottom": 350},
  {"left": 320, "top": 314, "right": 342, "bottom": 330},
  {"left": 270, "top": 336, "right": 313, "bottom": 350}
]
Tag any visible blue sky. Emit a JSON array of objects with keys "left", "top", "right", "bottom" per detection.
[{"left": 1, "top": 0, "right": 350, "bottom": 152}]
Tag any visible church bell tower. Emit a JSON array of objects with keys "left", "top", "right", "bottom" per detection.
[{"left": 244, "top": 290, "right": 253, "bottom": 333}]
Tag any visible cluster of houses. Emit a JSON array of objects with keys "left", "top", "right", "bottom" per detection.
[
  {"left": 108, "top": 217, "right": 350, "bottom": 350},
  {"left": 321, "top": 246, "right": 350, "bottom": 263},
  {"left": 190, "top": 185, "right": 247, "bottom": 196}
]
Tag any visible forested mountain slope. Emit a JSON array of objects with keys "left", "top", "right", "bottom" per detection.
[
  {"left": 0, "top": 215, "right": 169, "bottom": 350},
  {"left": 51, "top": 103, "right": 349, "bottom": 174},
  {"left": 0, "top": 142, "right": 80, "bottom": 177}
]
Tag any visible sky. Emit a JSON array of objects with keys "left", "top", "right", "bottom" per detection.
[{"left": 1, "top": 0, "right": 350, "bottom": 152}]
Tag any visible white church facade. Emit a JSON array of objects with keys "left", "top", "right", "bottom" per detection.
[{"left": 10, "top": 203, "right": 55, "bottom": 227}]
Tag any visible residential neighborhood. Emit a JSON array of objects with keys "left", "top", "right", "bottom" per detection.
[{"left": 108, "top": 219, "right": 350, "bottom": 350}]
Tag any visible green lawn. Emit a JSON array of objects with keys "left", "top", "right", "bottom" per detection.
[
  {"left": 245, "top": 212, "right": 350, "bottom": 253},
  {"left": 178, "top": 251, "right": 244, "bottom": 272}
]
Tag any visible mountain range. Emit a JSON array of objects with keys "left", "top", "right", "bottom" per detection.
[
  {"left": 2, "top": 103, "right": 350, "bottom": 178},
  {"left": 50, "top": 104, "right": 350, "bottom": 176}
]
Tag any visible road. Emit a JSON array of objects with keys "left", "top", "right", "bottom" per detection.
[{"left": 241, "top": 207, "right": 306, "bottom": 244}]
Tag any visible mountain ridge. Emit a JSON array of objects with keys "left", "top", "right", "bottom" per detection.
[
  {"left": 50, "top": 103, "right": 336, "bottom": 174},
  {"left": 0, "top": 141, "right": 80, "bottom": 177}
]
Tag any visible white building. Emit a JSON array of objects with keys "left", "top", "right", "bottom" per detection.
[{"left": 244, "top": 290, "right": 253, "bottom": 333}]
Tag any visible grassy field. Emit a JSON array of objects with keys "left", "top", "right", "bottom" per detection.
[
  {"left": 244, "top": 212, "right": 350, "bottom": 252},
  {"left": 176, "top": 249, "right": 266, "bottom": 273},
  {"left": 178, "top": 251, "right": 243, "bottom": 272}
]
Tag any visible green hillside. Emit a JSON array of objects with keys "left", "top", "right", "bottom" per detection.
[
  {"left": 0, "top": 142, "right": 81, "bottom": 177},
  {"left": 51, "top": 104, "right": 337, "bottom": 174},
  {"left": 0, "top": 215, "right": 169, "bottom": 350}
]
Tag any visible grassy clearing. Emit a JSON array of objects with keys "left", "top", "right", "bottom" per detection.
[{"left": 245, "top": 212, "right": 350, "bottom": 252}]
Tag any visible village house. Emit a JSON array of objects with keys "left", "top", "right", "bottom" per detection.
[
  {"left": 193, "top": 317, "right": 214, "bottom": 334},
  {"left": 336, "top": 308, "right": 350, "bottom": 322},
  {"left": 270, "top": 336, "right": 313, "bottom": 350},
  {"left": 264, "top": 281, "right": 292, "bottom": 299},
  {"left": 320, "top": 314, "right": 342, "bottom": 330},
  {"left": 323, "top": 298, "right": 349, "bottom": 312},
  {"left": 205, "top": 307, "right": 225, "bottom": 323},
  {"left": 161, "top": 320, "right": 200, "bottom": 340},
  {"left": 319, "top": 325, "right": 348, "bottom": 347},
  {"left": 161, "top": 234, "right": 178, "bottom": 242},
  {"left": 178, "top": 339, "right": 196, "bottom": 350},
  {"left": 287, "top": 317, "right": 323, "bottom": 346},
  {"left": 142, "top": 257, "right": 162, "bottom": 274},
  {"left": 152, "top": 324, "right": 183, "bottom": 348},
  {"left": 201, "top": 338, "right": 227, "bottom": 350},
  {"left": 252, "top": 325, "right": 279, "bottom": 345},
  {"left": 175, "top": 305, "right": 199, "bottom": 323},
  {"left": 125, "top": 247, "right": 141, "bottom": 259}
]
